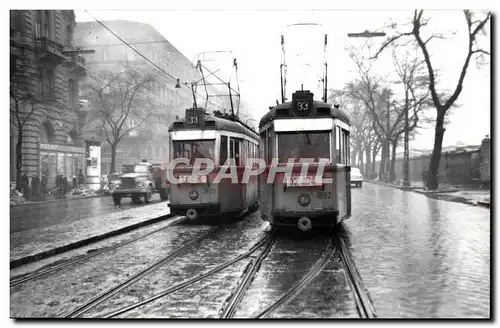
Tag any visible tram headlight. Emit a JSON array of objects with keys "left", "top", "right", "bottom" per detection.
[
  {"left": 298, "top": 193, "right": 311, "bottom": 207},
  {"left": 189, "top": 190, "right": 199, "bottom": 200}
]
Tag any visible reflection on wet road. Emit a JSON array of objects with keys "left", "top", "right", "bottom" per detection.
[
  {"left": 10, "top": 195, "right": 163, "bottom": 234},
  {"left": 345, "top": 183, "right": 490, "bottom": 318},
  {"left": 10, "top": 183, "right": 490, "bottom": 318}
]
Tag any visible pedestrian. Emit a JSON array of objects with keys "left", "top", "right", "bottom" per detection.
[
  {"left": 31, "top": 174, "right": 39, "bottom": 202},
  {"left": 63, "top": 175, "right": 69, "bottom": 198},
  {"left": 78, "top": 169, "right": 85, "bottom": 186},
  {"left": 72, "top": 175, "right": 77, "bottom": 190},
  {"left": 41, "top": 173, "right": 47, "bottom": 201},
  {"left": 56, "top": 173, "right": 64, "bottom": 199}
]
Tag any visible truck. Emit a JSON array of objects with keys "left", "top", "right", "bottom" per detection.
[{"left": 110, "top": 160, "right": 169, "bottom": 206}]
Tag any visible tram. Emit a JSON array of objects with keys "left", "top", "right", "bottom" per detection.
[
  {"left": 258, "top": 24, "right": 352, "bottom": 232},
  {"left": 168, "top": 108, "right": 260, "bottom": 220}
]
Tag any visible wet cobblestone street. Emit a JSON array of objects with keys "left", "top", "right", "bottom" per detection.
[{"left": 10, "top": 184, "right": 490, "bottom": 319}]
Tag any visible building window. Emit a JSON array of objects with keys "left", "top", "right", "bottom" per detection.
[
  {"left": 68, "top": 78, "right": 76, "bottom": 109},
  {"left": 43, "top": 11, "right": 50, "bottom": 39},
  {"left": 65, "top": 25, "right": 72, "bottom": 47},
  {"left": 40, "top": 69, "right": 54, "bottom": 97},
  {"left": 39, "top": 121, "right": 55, "bottom": 143},
  {"left": 35, "top": 11, "right": 41, "bottom": 37}
]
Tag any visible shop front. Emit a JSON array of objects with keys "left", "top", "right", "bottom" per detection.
[{"left": 39, "top": 143, "right": 85, "bottom": 190}]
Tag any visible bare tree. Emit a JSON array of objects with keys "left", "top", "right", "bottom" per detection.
[
  {"left": 374, "top": 10, "right": 490, "bottom": 189},
  {"left": 83, "top": 63, "right": 158, "bottom": 173},
  {"left": 389, "top": 48, "right": 432, "bottom": 181},
  {"left": 329, "top": 87, "right": 371, "bottom": 169},
  {"left": 10, "top": 53, "right": 62, "bottom": 190}
]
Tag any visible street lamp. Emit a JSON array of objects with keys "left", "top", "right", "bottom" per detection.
[{"left": 347, "top": 30, "right": 386, "bottom": 38}]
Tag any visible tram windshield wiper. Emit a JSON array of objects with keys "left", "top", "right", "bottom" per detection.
[{"left": 305, "top": 132, "right": 311, "bottom": 146}]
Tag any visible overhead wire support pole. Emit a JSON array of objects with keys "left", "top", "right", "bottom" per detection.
[
  {"left": 323, "top": 33, "right": 328, "bottom": 103},
  {"left": 280, "top": 35, "right": 286, "bottom": 103}
]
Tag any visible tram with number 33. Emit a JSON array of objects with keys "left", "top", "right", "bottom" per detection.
[{"left": 258, "top": 25, "right": 352, "bottom": 232}]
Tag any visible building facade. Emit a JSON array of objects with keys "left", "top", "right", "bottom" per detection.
[
  {"left": 74, "top": 20, "right": 207, "bottom": 175},
  {"left": 10, "top": 10, "right": 89, "bottom": 190}
]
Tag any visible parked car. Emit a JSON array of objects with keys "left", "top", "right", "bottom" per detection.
[{"left": 351, "top": 167, "right": 364, "bottom": 188}]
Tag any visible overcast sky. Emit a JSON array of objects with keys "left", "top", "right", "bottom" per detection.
[{"left": 74, "top": 8, "right": 490, "bottom": 150}]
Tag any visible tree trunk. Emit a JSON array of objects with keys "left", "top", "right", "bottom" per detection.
[
  {"left": 390, "top": 139, "right": 398, "bottom": 182},
  {"left": 365, "top": 147, "right": 371, "bottom": 174},
  {"left": 358, "top": 149, "right": 364, "bottom": 170},
  {"left": 351, "top": 150, "right": 357, "bottom": 168},
  {"left": 15, "top": 130, "right": 23, "bottom": 191},
  {"left": 427, "top": 110, "right": 446, "bottom": 190},
  {"left": 379, "top": 138, "right": 389, "bottom": 180},
  {"left": 371, "top": 146, "right": 379, "bottom": 174},
  {"left": 110, "top": 142, "right": 117, "bottom": 174}
]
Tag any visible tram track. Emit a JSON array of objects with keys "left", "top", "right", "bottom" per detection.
[
  {"left": 64, "top": 226, "right": 220, "bottom": 318},
  {"left": 101, "top": 232, "right": 275, "bottom": 318},
  {"left": 255, "top": 236, "right": 336, "bottom": 318},
  {"left": 221, "top": 231, "right": 278, "bottom": 318},
  {"left": 336, "top": 228, "right": 376, "bottom": 319},
  {"left": 10, "top": 216, "right": 187, "bottom": 288}
]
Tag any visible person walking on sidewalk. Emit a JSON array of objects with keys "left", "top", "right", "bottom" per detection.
[
  {"left": 78, "top": 169, "right": 85, "bottom": 186},
  {"left": 41, "top": 173, "right": 47, "bottom": 201}
]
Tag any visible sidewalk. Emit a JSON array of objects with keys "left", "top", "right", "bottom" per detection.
[
  {"left": 365, "top": 179, "right": 490, "bottom": 208},
  {"left": 10, "top": 201, "right": 172, "bottom": 269}
]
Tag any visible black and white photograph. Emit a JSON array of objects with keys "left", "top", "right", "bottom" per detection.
[{"left": 6, "top": 3, "right": 491, "bottom": 320}]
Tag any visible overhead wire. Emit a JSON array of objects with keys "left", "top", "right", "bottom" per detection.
[{"left": 83, "top": 10, "right": 221, "bottom": 110}]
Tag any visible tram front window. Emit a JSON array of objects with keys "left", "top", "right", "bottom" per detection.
[
  {"left": 277, "top": 132, "right": 330, "bottom": 163},
  {"left": 173, "top": 140, "right": 215, "bottom": 165}
]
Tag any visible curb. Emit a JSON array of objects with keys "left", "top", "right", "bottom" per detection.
[
  {"left": 10, "top": 213, "right": 174, "bottom": 269},
  {"left": 365, "top": 180, "right": 490, "bottom": 209},
  {"left": 10, "top": 194, "right": 107, "bottom": 208}
]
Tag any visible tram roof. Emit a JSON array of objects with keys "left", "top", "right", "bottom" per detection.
[
  {"left": 259, "top": 100, "right": 350, "bottom": 128},
  {"left": 169, "top": 112, "right": 259, "bottom": 140}
]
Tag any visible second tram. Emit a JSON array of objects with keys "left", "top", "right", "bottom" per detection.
[
  {"left": 168, "top": 108, "right": 260, "bottom": 221},
  {"left": 258, "top": 89, "right": 352, "bottom": 231}
]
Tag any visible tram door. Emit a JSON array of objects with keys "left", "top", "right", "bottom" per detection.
[
  {"left": 228, "top": 137, "right": 243, "bottom": 210},
  {"left": 259, "top": 129, "right": 272, "bottom": 221}
]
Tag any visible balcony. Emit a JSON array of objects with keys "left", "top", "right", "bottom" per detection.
[
  {"left": 64, "top": 53, "right": 87, "bottom": 77},
  {"left": 35, "top": 37, "right": 65, "bottom": 65}
]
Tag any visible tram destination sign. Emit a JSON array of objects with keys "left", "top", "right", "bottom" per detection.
[
  {"left": 186, "top": 109, "right": 205, "bottom": 127},
  {"left": 292, "top": 91, "right": 313, "bottom": 117}
]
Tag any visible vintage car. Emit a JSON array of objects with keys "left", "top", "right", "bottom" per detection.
[
  {"left": 110, "top": 161, "right": 168, "bottom": 205},
  {"left": 351, "top": 167, "right": 364, "bottom": 188}
]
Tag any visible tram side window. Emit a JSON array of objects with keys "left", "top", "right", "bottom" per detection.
[
  {"left": 335, "top": 126, "right": 348, "bottom": 165},
  {"left": 230, "top": 138, "right": 241, "bottom": 166},
  {"left": 336, "top": 126, "right": 341, "bottom": 164},
  {"left": 344, "top": 130, "right": 350, "bottom": 166},
  {"left": 220, "top": 135, "right": 228, "bottom": 165}
]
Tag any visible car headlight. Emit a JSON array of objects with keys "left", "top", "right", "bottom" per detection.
[{"left": 298, "top": 193, "right": 311, "bottom": 207}]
